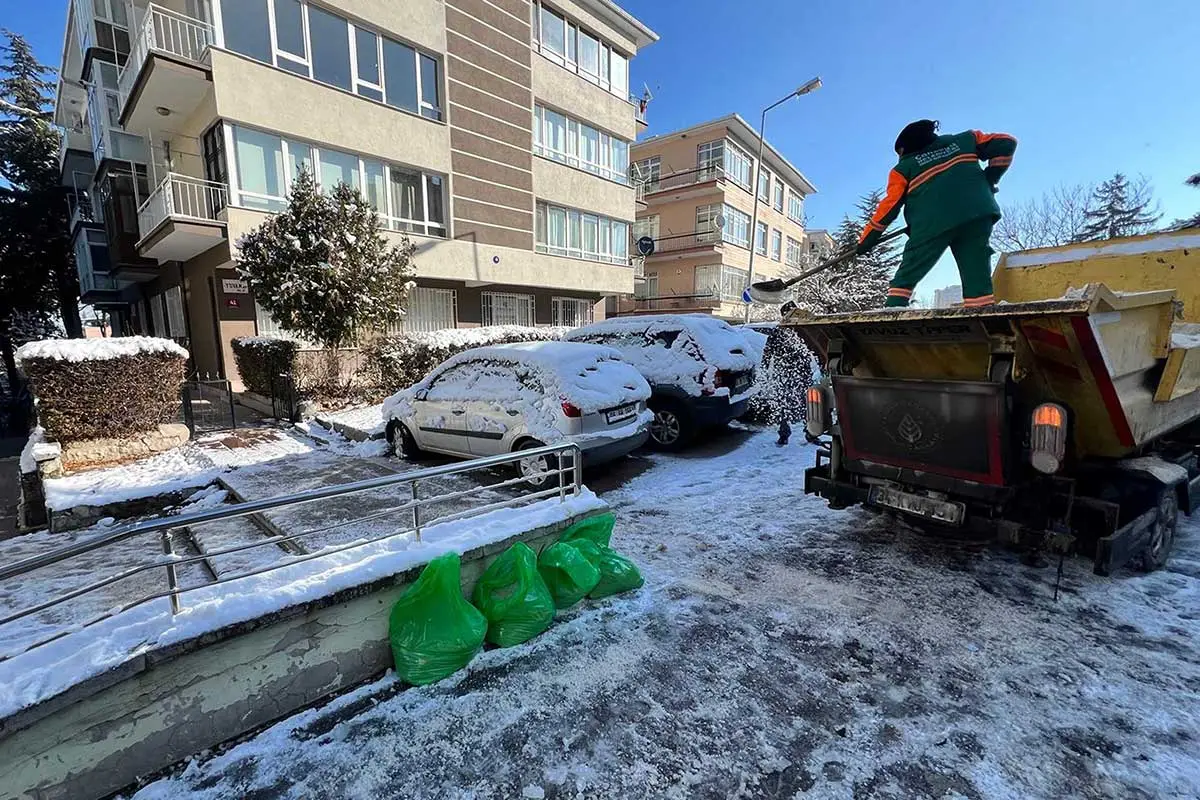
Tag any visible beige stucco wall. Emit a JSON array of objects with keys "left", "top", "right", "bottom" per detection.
[
  {"left": 224, "top": 206, "right": 633, "bottom": 295},
  {"left": 532, "top": 57, "right": 637, "bottom": 142},
  {"left": 532, "top": 156, "right": 635, "bottom": 222},
  {"left": 210, "top": 49, "right": 452, "bottom": 176}
]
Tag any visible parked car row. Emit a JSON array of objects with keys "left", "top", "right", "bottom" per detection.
[{"left": 382, "top": 315, "right": 760, "bottom": 482}]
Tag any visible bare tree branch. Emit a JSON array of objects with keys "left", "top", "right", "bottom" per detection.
[{"left": 993, "top": 183, "right": 1093, "bottom": 252}]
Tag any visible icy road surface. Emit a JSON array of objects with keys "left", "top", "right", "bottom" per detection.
[{"left": 130, "top": 429, "right": 1200, "bottom": 800}]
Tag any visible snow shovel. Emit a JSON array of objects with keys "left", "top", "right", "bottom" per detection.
[{"left": 747, "top": 227, "right": 909, "bottom": 305}]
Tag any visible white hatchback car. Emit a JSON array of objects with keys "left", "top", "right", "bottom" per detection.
[{"left": 382, "top": 341, "right": 652, "bottom": 484}]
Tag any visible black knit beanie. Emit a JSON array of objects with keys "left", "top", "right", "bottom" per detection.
[{"left": 895, "top": 120, "right": 939, "bottom": 155}]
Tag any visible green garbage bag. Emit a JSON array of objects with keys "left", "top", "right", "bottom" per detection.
[
  {"left": 389, "top": 552, "right": 487, "bottom": 686},
  {"left": 569, "top": 538, "right": 645, "bottom": 599},
  {"left": 559, "top": 512, "right": 616, "bottom": 548},
  {"left": 471, "top": 543, "right": 556, "bottom": 647},
  {"left": 537, "top": 542, "right": 600, "bottom": 609}
]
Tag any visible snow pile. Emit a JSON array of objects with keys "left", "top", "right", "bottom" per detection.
[
  {"left": 735, "top": 325, "right": 769, "bottom": 364},
  {"left": 410, "top": 326, "right": 570, "bottom": 351},
  {"left": 1004, "top": 230, "right": 1200, "bottom": 269},
  {"left": 42, "top": 446, "right": 222, "bottom": 511},
  {"left": 1170, "top": 323, "right": 1200, "bottom": 350},
  {"left": 317, "top": 403, "right": 386, "bottom": 438},
  {"left": 0, "top": 492, "right": 608, "bottom": 720},
  {"left": 18, "top": 427, "right": 50, "bottom": 475},
  {"left": 564, "top": 315, "right": 757, "bottom": 395},
  {"left": 383, "top": 342, "right": 651, "bottom": 444},
  {"left": 15, "top": 336, "right": 188, "bottom": 363}
]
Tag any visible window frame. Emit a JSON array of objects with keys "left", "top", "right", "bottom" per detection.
[
  {"left": 788, "top": 189, "right": 804, "bottom": 223},
  {"left": 533, "top": 105, "right": 629, "bottom": 184},
  {"left": 757, "top": 168, "right": 771, "bottom": 202},
  {"left": 786, "top": 235, "right": 803, "bottom": 266},
  {"left": 773, "top": 180, "right": 784, "bottom": 213},
  {"left": 536, "top": 200, "right": 630, "bottom": 265},
  {"left": 552, "top": 297, "right": 594, "bottom": 327},
  {"left": 755, "top": 221, "right": 768, "bottom": 255},
  {"left": 481, "top": 291, "right": 536, "bottom": 327},
  {"left": 770, "top": 229, "right": 782, "bottom": 261},
  {"left": 530, "top": 1, "right": 631, "bottom": 102}
]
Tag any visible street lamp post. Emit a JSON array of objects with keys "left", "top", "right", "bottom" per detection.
[{"left": 744, "top": 77, "right": 822, "bottom": 323}]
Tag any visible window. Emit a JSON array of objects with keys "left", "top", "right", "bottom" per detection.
[
  {"left": 354, "top": 28, "right": 384, "bottom": 101},
  {"left": 537, "top": 201, "right": 629, "bottom": 264},
  {"left": 635, "top": 272, "right": 658, "bottom": 300},
  {"left": 482, "top": 292, "right": 535, "bottom": 326},
  {"left": 755, "top": 221, "right": 768, "bottom": 255},
  {"left": 233, "top": 126, "right": 285, "bottom": 210},
  {"left": 272, "top": 0, "right": 308, "bottom": 75},
  {"left": 695, "top": 265, "right": 749, "bottom": 302},
  {"left": 697, "top": 140, "right": 723, "bottom": 177},
  {"left": 165, "top": 286, "right": 186, "bottom": 339},
  {"left": 201, "top": 124, "right": 226, "bottom": 188},
  {"left": 758, "top": 169, "right": 771, "bottom": 202},
  {"left": 220, "top": 0, "right": 271, "bottom": 65},
  {"left": 633, "top": 156, "right": 660, "bottom": 191},
  {"left": 533, "top": 106, "right": 630, "bottom": 184},
  {"left": 695, "top": 203, "right": 721, "bottom": 241},
  {"left": 771, "top": 229, "right": 782, "bottom": 261},
  {"left": 553, "top": 297, "right": 594, "bottom": 327},
  {"left": 388, "top": 287, "right": 456, "bottom": 333},
  {"left": 786, "top": 236, "right": 803, "bottom": 266},
  {"left": 774, "top": 180, "right": 784, "bottom": 213},
  {"left": 221, "top": 1, "right": 441, "bottom": 120},
  {"left": 724, "top": 140, "right": 752, "bottom": 189},
  {"left": 151, "top": 295, "right": 166, "bottom": 337},
  {"left": 723, "top": 204, "right": 751, "bottom": 248},
  {"left": 531, "top": 2, "right": 632, "bottom": 101},
  {"left": 788, "top": 189, "right": 804, "bottom": 223},
  {"left": 230, "top": 125, "right": 446, "bottom": 236},
  {"left": 633, "top": 215, "right": 659, "bottom": 241}
]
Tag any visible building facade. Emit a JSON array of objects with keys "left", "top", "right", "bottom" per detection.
[
  {"left": 620, "top": 115, "right": 817, "bottom": 321},
  {"left": 933, "top": 285, "right": 964, "bottom": 308},
  {"left": 54, "top": 0, "right": 656, "bottom": 387}
]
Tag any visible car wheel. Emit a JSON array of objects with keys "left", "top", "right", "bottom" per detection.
[
  {"left": 515, "top": 440, "right": 559, "bottom": 489},
  {"left": 1139, "top": 487, "right": 1178, "bottom": 572},
  {"left": 387, "top": 420, "right": 422, "bottom": 460},
  {"left": 648, "top": 402, "right": 690, "bottom": 451}
]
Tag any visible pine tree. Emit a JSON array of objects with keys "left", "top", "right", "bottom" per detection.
[
  {"left": 0, "top": 30, "right": 80, "bottom": 392},
  {"left": 1074, "top": 173, "right": 1161, "bottom": 241},
  {"left": 793, "top": 189, "right": 899, "bottom": 313},
  {"left": 235, "top": 166, "right": 417, "bottom": 351},
  {"left": 1182, "top": 172, "right": 1200, "bottom": 230}
]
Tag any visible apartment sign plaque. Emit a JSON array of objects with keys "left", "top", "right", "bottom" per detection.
[{"left": 222, "top": 279, "right": 249, "bottom": 295}]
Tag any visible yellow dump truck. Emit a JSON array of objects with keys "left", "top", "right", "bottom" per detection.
[{"left": 786, "top": 229, "right": 1200, "bottom": 574}]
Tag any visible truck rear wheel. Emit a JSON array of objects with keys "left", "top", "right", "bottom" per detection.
[{"left": 1139, "top": 487, "right": 1178, "bottom": 572}]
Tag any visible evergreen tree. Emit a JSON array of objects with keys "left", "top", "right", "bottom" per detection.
[
  {"left": 235, "top": 166, "right": 416, "bottom": 351},
  {"left": 0, "top": 30, "right": 80, "bottom": 392},
  {"left": 1182, "top": 173, "right": 1200, "bottom": 229},
  {"left": 793, "top": 189, "right": 899, "bottom": 313},
  {"left": 1074, "top": 173, "right": 1161, "bottom": 241}
]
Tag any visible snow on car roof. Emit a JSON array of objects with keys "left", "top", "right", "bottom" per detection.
[{"left": 384, "top": 340, "right": 650, "bottom": 423}]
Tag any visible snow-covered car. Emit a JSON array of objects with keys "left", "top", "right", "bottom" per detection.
[
  {"left": 382, "top": 341, "right": 652, "bottom": 484},
  {"left": 564, "top": 315, "right": 758, "bottom": 449}
]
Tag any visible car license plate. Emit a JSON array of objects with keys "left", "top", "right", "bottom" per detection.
[
  {"left": 734, "top": 374, "right": 751, "bottom": 392},
  {"left": 605, "top": 404, "right": 636, "bottom": 424},
  {"left": 868, "top": 484, "right": 965, "bottom": 525}
]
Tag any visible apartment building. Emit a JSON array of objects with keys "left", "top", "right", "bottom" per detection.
[
  {"left": 620, "top": 114, "right": 816, "bottom": 321},
  {"left": 54, "top": 0, "right": 657, "bottom": 387}
]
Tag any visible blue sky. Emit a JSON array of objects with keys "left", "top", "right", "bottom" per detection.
[{"left": 8, "top": 0, "right": 1200, "bottom": 295}]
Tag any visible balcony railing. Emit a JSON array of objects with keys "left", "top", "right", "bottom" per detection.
[
  {"left": 641, "top": 165, "right": 730, "bottom": 196},
  {"left": 623, "top": 293, "right": 721, "bottom": 313},
  {"left": 137, "top": 173, "right": 227, "bottom": 240},
  {"left": 118, "top": 4, "right": 214, "bottom": 107},
  {"left": 631, "top": 93, "right": 647, "bottom": 124},
  {"left": 70, "top": 196, "right": 96, "bottom": 229},
  {"left": 647, "top": 230, "right": 728, "bottom": 256}
]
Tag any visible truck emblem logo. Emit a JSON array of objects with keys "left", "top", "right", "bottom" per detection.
[
  {"left": 897, "top": 414, "right": 924, "bottom": 444},
  {"left": 881, "top": 402, "right": 942, "bottom": 452}
]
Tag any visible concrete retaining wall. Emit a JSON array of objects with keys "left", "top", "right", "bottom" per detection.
[{"left": 0, "top": 509, "right": 604, "bottom": 800}]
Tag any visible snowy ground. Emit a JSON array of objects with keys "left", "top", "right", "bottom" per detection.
[{"left": 129, "top": 428, "right": 1200, "bottom": 800}]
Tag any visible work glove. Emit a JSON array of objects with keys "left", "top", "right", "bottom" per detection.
[{"left": 990, "top": 183, "right": 1000, "bottom": 194}]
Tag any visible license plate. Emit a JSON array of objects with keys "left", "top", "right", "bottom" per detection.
[
  {"left": 605, "top": 404, "right": 637, "bottom": 424},
  {"left": 868, "top": 484, "right": 965, "bottom": 525},
  {"left": 734, "top": 374, "right": 751, "bottom": 392}
]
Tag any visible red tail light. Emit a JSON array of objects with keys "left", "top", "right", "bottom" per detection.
[
  {"left": 1030, "top": 402, "right": 1067, "bottom": 474},
  {"left": 805, "top": 386, "right": 828, "bottom": 437},
  {"left": 561, "top": 400, "right": 582, "bottom": 418}
]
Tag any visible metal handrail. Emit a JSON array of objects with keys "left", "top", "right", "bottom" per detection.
[
  {"left": 136, "top": 172, "right": 228, "bottom": 239},
  {"left": 118, "top": 4, "right": 213, "bottom": 108},
  {"left": 642, "top": 165, "right": 729, "bottom": 195},
  {"left": 0, "top": 443, "right": 583, "bottom": 660}
]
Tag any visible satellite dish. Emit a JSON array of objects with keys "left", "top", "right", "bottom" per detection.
[
  {"left": 636, "top": 235, "right": 655, "bottom": 256},
  {"left": 714, "top": 213, "right": 726, "bottom": 229}
]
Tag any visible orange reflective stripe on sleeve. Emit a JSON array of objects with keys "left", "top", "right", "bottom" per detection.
[
  {"left": 871, "top": 169, "right": 908, "bottom": 226},
  {"left": 990, "top": 156, "right": 1013, "bottom": 166},
  {"left": 973, "top": 130, "right": 1016, "bottom": 146}
]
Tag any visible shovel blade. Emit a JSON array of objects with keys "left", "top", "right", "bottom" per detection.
[{"left": 748, "top": 285, "right": 790, "bottom": 305}]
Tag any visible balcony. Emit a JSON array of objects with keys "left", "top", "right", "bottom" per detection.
[
  {"left": 613, "top": 293, "right": 721, "bottom": 316},
  {"left": 118, "top": 4, "right": 213, "bottom": 142},
  {"left": 630, "top": 93, "right": 648, "bottom": 128},
  {"left": 136, "top": 173, "right": 227, "bottom": 262},
  {"left": 640, "top": 165, "right": 742, "bottom": 204},
  {"left": 643, "top": 230, "right": 728, "bottom": 261}
]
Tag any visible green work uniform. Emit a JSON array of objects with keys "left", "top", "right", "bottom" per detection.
[{"left": 859, "top": 130, "right": 1017, "bottom": 307}]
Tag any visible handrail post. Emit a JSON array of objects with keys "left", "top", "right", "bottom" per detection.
[
  {"left": 573, "top": 445, "right": 582, "bottom": 494},
  {"left": 558, "top": 450, "right": 567, "bottom": 501},
  {"left": 161, "top": 529, "right": 179, "bottom": 615},
  {"left": 411, "top": 480, "right": 420, "bottom": 541}
]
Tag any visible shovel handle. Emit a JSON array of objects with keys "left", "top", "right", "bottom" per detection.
[{"left": 783, "top": 226, "right": 909, "bottom": 288}]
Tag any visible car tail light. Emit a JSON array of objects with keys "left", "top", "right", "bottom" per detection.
[
  {"left": 805, "top": 386, "right": 828, "bottom": 437},
  {"left": 1030, "top": 402, "right": 1067, "bottom": 474},
  {"left": 561, "top": 400, "right": 582, "bottom": 418}
]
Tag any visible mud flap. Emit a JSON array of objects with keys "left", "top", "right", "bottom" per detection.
[{"left": 1093, "top": 506, "right": 1157, "bottom": 576}]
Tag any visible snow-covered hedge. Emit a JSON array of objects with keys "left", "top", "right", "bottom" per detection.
[
  {"left": 361, "top": 326, "right": 569, "bottom": 393},
  {"left": 16, "top": 336, "right": 189, "bottom": 443},
  {"left": 231, "top": 337, "right": 300, "bottom": 396}
]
